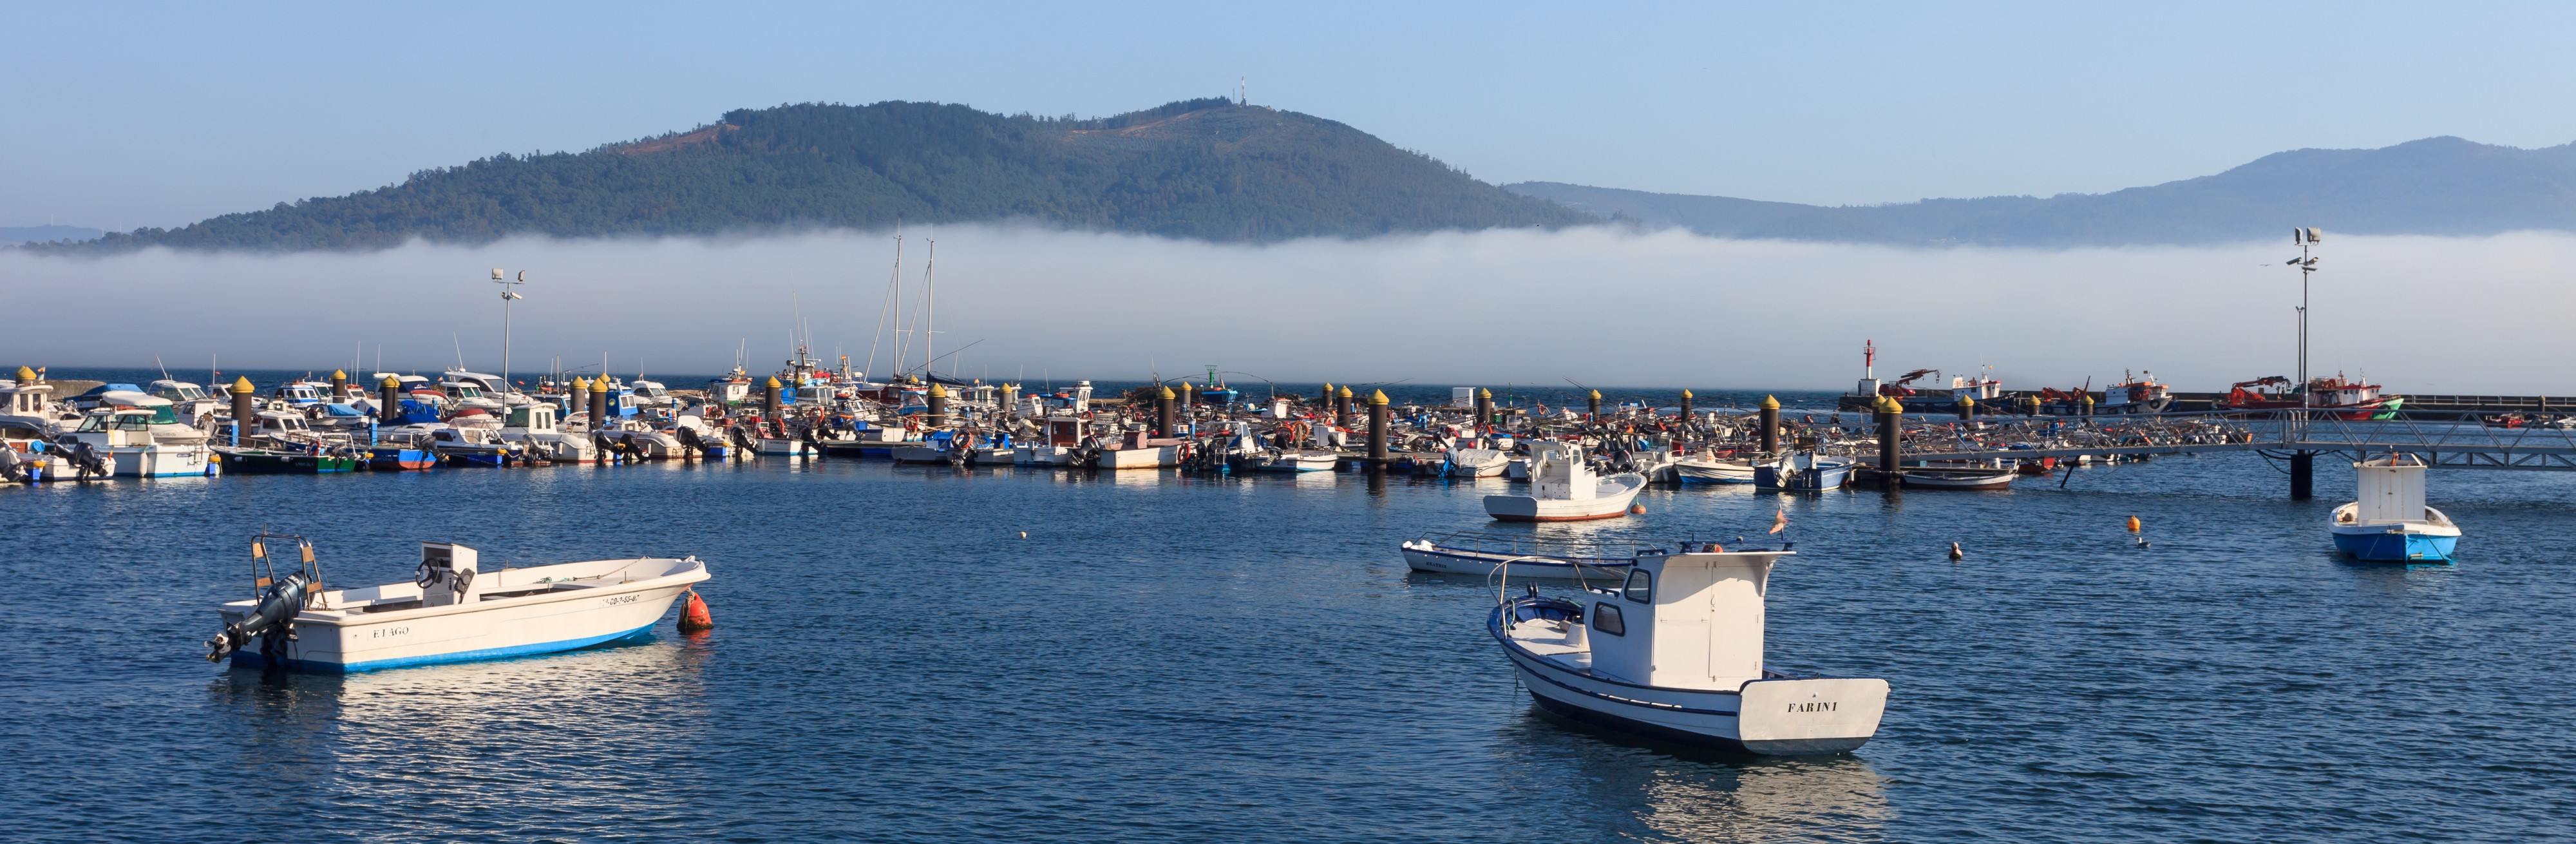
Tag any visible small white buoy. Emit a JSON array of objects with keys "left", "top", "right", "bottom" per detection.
[
  {"left": 1947, "top": 542, "right": 1964, "bottom": 562},
  {"left": 1019, "top": 531, "right": 1028, "bottom": 539}
]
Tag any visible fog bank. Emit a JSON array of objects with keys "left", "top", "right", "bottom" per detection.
[{"left": 2, "top": 225, "right": 2564, "bottom": 394}]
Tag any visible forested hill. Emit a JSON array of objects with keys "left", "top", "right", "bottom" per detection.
[
  {"left": 66, "top": 99, "right": 1585, "bottom": 251},
  {"left": 1509, "top": 136, "right": 2576, "bottom": 245}
]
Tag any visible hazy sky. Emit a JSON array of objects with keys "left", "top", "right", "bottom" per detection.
[
  {"left": 9, "top": 2, "right": 2576, "bottom": 230},
  {"left": 4, "top": 227, "right": 2561, "bottom": 393}
]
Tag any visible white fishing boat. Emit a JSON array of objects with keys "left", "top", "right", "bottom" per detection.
[
  {"left": 2331, "top": 454, "right": 2461, "bottom": 562},
  {"left": 1674, "top": 454, "right": 1757, "bottom": 484},
  {"left": 1399, "top": 535, "right": 1641, "bottom": 579},
  {"left": 1754, "top": 452, "right": 1854, "bottom": 492},
  {"left": 206, "top": 537, "right": 710, "bottom": 673},
  {"left": 1092, "top": 430, "right": 1179, "bottom": 470},
  {"left": 1493, "top": 544, "right": 1890, "bottom": 754},
  {"left": 1444, "top": 446, "right": 1510, "bottom": 477},
  {"left": 1484, "top": 442, "right": 1646, "bottom": 522},
  {"left": 1900, "top": 466, "right": 2016, "bottom": 490},
  {"left": 499, "top": 403, "right": 596, "bottom": 463}
]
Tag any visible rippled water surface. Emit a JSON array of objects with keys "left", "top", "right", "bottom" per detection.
[{"left": 6, "top": 443, "right": 2573, "bottom": 841}]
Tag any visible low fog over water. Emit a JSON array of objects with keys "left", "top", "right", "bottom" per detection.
[{"left": 3, "top": 225, "right": 2562, "bottom": 393}]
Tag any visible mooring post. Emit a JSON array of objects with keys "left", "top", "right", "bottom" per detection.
[
  {"left": 928, "top": 383, "right": 950, "bottom": 428},
  {"left": 591, "top": 375, "right": 611, "bottom": 427},
  {"left": 1877, "top": 396, "right": 1903, "bottom": 486},
  {"left": 1958, "top": 394, "right": 1975, "bottom": 423},
  {"left": 1678, "top": 388, "right": 1694, "bottom": 424},
  {"left": 379, "top": 376, "right": 401, "bottom": 423},
  {"left": 230, "top": 376, "right": 254, "bottom": 446},
  {"left": 1001, "top": 382, "right": 1020, "bottom": 418},
  {"left": 2290, "top": 450, "right": 2314, "bottom": 499},
  {"left": 1759, "top": 394, "right": 1781, "bottom": 457},
  {"left": 330, "top": 369, "right": 348, "bottom": 401},
  {"left": 1154, "top": 385, "right": 1174, "bottom": 436},
  {"left": 1178, "top": 381, "right": 1193, "bottom": 418},
  {"left": 762, "top": 376, "right": 781, "bottom": 420},
  {"left": 1320, "top": 382, "right": 1333, "bottom": 413},
  {"left": 1586, "top": 389, "right": 1602, "bottom": 423},
  {"left": 2027, "top": 394, "right": 2042, "bottom": 417},
  {"left": 2081, "top": 393, "right": 2094, "bottom": 417},
  {"left": 1475, "top": 388, "right": 1493, "bottom": 429},
  {"left": 1337, "top": 385, "right": 1355, "bottom": 430},
  {"left": 1367, "top": 389, "right": 1390, "bottom": 465}
]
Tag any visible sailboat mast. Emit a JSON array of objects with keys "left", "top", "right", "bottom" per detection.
[{"left": 922, "top": 238, "right": 936, "bottom": 380}]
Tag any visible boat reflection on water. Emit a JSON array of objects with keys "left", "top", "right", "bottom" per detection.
[
  {"left": 204, "top": 637, "right": 710, "bottom": 823},
  {"left": 1520, "top": 713, "right": 1891, "bottom": 841}
]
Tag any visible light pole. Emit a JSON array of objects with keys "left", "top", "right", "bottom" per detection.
[
  {"left": 2286, "top": 228, "right": 2321, "bottom": 498},
  {"left": 492, "top": 269, "right": 527, "bottom": 385}
]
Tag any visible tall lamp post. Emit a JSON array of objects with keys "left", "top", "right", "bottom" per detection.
[
  {"left": 491, "top": 269, "right": 527, "bottom": 385},
  {"left": 2286, "top": 228, "right": 2321, "bottom": 498}
]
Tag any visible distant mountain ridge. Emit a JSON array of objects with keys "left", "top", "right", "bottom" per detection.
[
  {"left": 58, "top": 99, "right": 1584, "bottom": 252},
  {"left": 1508, "top": 136, "right": 2576, "bottom": 245}
]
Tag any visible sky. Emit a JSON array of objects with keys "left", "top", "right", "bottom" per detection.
[
  {"left": 3, "top": 227, "right": 2561, "bottom": 394},
  {"left": 10, "top": 2, "right": 2576, "bottom": 230}
]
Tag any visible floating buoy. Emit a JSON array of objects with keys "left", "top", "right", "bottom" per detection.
[
  {"left": 677, "top": 588, "right": 714, "bottom": 633},
  {"left": 1629, "top": 503, "right": 1647, "bottom": 515},
  {"left": 1947, "top": 542, "right": 1964, "bottom": 562},
  {"left": 2126, "top": 515, "right": 2142, "bottom": 533},
  {"left": 1019, "top": 531, "right": 1028, "bottom": 538}
]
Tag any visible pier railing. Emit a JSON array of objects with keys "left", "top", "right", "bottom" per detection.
[{"left": 1864, "top": 408, "right": 2576, "bottom": 472}]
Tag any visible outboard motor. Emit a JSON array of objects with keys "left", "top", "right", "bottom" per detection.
[
  {"left": 676, "top": 425, "right": 705, "bottom": 456},
  {"left": 62, "top": 439, "right": 108, "bottom": 479},
  {"left": 205, "top": 570, "right": 311, "bottom": 663}
]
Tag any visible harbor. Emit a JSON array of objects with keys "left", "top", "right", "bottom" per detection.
[{"left": 10, "top": 434, "right": 2572, "bottom": 840}]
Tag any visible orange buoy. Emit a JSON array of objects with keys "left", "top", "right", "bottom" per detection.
[
  {"left": 1629, "top": 503, "right": 1647, "bottom": 515},
  {"left": 2126, "top": 515, "right": 2143, "bottom": 533},
  {"left": 677, "top": 589, "right": 714, "bottom": 633}
]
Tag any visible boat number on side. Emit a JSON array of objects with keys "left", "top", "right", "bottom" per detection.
[
  {"left": 605, "top": 595, "right": 640, "bottom": 606},
  {"left": 372, "top": 627, "right": 410, "bottom": 638},
  {"left": 1787, "top": 702, "right": 1837, "bottom": 713}
]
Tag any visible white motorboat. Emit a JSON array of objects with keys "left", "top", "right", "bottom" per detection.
[
  {"left": 1399, "top": 535, "right": 1640, "bottom": 579},
  {"left": 2331, "top": 454, "right": 2461, "bottom": 562},
  {"left": 1900, "top": 467, "right": 2016, "bottom": 490},
  {"left": 1493, "top": 545, "right": 1889, "bottom": 754},
  {"left": 1248, "top": 450, "right": 1340, "bottom": 472},
  {"left": 1444, "top": 447, "right": 1510, "bottom": 477},
  {"left": 1092, "top": 430, "right": 1179, "bottom": 470},
  {"left": 499, "top": 403, "right": 597, "bottom": 463},
  {"left": 1674, "top": 454, "right": 1757, "bottom": 484},
  {"left": 206, "top": 537, "right": 710, "bottom": 673},
  {"left": 66, "top": 407, "right": 216, "bottom": 477},
  {"left": 1484, "top": 442, "right": 1645, "bottom": 522}
]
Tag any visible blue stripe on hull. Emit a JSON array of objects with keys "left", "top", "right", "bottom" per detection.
[
  {"left": 2333, "top": 532, "right": 2458, "bottom": 562},
  {"left": 229, "top": 620, "right": 659, "bottom": 674},
  {"left": 1526, "top": 689, "right": 1756, "bottom": 753}
]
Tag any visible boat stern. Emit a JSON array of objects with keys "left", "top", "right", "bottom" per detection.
[{"left": 1735, "top": 677, "right": 1891, "bottom": 755}]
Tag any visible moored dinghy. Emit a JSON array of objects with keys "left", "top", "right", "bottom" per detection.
[
  {"left": 2331, "top": 453, "right": 2461, "bottom": 562},
  {"left": 206, "top": 535, "right": 711, "bottom": 673},
  {"left": 1399, "top": 533, "right": 1642, "bottom": 579},
  {"left": 1493, "top": 544, "right": 1889, "bottom": 754}
]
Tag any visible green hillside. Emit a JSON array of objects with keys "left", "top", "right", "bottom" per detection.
[{"left": 71, "top": 99, "right": 1584, "bottom": 251}]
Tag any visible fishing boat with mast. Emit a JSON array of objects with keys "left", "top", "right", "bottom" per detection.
[{"left": 1483, "top": 441, "right": 1646, "bottom": 521}]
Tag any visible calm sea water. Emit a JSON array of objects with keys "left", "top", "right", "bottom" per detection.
[{"left": 6, "top": 371, "right": 2573, "bottom": 841}]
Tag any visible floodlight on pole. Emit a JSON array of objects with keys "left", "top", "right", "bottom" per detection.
[{"left": 492, "top": 269, "right": 528, "bottom": 385}]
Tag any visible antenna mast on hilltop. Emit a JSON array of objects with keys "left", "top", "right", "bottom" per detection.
[{"left": 1238, "top": 77, "right": 1247, "bottom": 106}]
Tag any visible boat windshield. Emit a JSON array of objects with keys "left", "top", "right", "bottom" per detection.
[
  {"left": 450, "top": 385, "right": 484, "bottom": 399},
  {"left": 149, "top": 406, "right": 178, "bottom": 425}
]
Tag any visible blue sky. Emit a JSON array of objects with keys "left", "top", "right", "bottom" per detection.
[{"left": 8, "top": 2, "right": 2576, "bottom": 231}]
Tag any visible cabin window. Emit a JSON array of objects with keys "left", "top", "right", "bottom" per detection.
[
  {"left": 1623, "top": 570, "right": 1653, "bottom": 604},
  {"left": 1591, "top": 602, "right": 1626, "bottom": 637}
]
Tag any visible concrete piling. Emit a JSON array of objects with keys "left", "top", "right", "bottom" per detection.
[
  {"left": 1475, "top": 388, "right": 1493, "bottom": 428},
  {"left": 1320, "top": 383, "right": 1333, "bottom": 412},
  {"left": 1337, "top": 385, "right": 1355, "bottom": 429},
  {"left": 2081, "top": 393, "right": 2094, "bottom": 416},
  {"left": 230, "top": 376, "right": 255, "bottom": 445},
  {"left": 1678, "top": 388, "right": 1693, "bottom": 423},
  {"left": 591, "top": 375, "right": 611, "bottom": 426},
  {"left": 329, "top": 369, "right": 348, "bottom": 401},
  {"left": 763, "top": 376, "right": 782, "bottom": 419},
  {"left": 1001, "top": 383, "right": 1021, "bottom": 417},
  {"left": 1759, "top": 394, "right": 1781, "bottom": 457},
  {"left": 1877, "top": 396, "right": 1903, "bottom": 485},
  {"left": 2290, "top": 450, "right": 2314, "bottom": 499},
  {"left": 1178, "top": 381, "right": 1193, "bottom": 415},
  {"left": 1958, "top": 394, "right": 1975, "bottom": 422},
  {"left": 928, "top": 383, "right": 950, "bottom": 428},
  {"left": 1154, "top": 385, "right": 1175, "bottom": 436},
  {"left": 1367, "top": 389, "right": 1390, "bottom": 465},
  {"left": 379, "top": 376, "right": 401, "bottom": 423},
  {"left": 1586, "top": 389, "right": 1601, "bottom": 423}
]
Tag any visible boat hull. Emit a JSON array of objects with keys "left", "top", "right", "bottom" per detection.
[
  {"left": 1493, "top": 606, "right": 1887, "bottom": 754},
  {"left": 1754, "top": 463, "right": 1852, "bottom": 491},
  {"left": 365, "top": 447, "right": 438, "bottom": 470},
  {"left": 1674, "top": 460, "right": 1756, "bottom": 484},
  {"left": 1901, "top": 470, "right": 2015, "bottom": 490},
  {"left": 2330, "top": 528, "right": 2458, "bottom": 562},
  {"left": 1094, "top": 446, "right": 1178, "bottom": 470},
  {"left": 218, "top": 450, "right": 359, "bottom": 474},
  {"left": 1399, "top": 542, "right": 1634, "bottom": 579}
]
